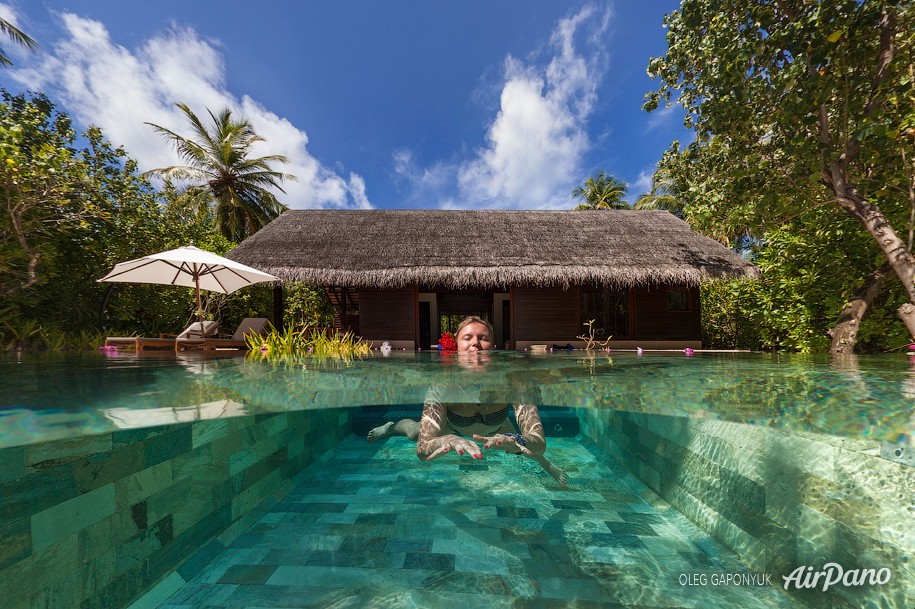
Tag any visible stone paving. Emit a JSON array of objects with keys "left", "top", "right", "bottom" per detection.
[{"left": 159, "top": 434, "right": 801, "bottom": 608}]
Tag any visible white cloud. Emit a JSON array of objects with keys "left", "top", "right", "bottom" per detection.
[
  {"left": 9, "top": 13, "right": 370, "bottom": 210},
  {"left": 391, "top": 147, "right": 459, "bottom": 207},
  {"left": 630, "top": 168, "right": 654, "bottom": 199},
  {"left": 455, "top": 4, "right": 612, "bottom": 209},
  {"left": 0, "top": 3, "right": 20, "bottom": 28}
]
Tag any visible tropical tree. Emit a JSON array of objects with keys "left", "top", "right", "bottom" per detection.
[
  {"left": 571, "top": 172, "right": 629, "bottom": 210},
  {"left": 146, "top": 103, "right": 294, "bottom": 241},
  {"left": 0, "top": 16, "right": 37, "bottom": 66},
  {"left": 633, "top": 164, "right": 684, "bottom": 218},
  {"left": 0, "top": 90, "right": 199, "bottom": 341},
  {"left": 645, "top": 0, "right": 915, "bottom": 343}
]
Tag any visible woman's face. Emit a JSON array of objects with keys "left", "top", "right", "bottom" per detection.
[{"left": 457, "top": 322, "right": 494, "bottom": 352}]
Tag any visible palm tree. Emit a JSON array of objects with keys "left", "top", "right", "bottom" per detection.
[
  {"left": 633, "top": 166, "right": 685, "bottom": 217},
  {"left": 571, "top": 172, "right": 629, "bottom": 210},
  {"left": 146, "top": 103, "right": 295, "bottom": 241},
  {"left": 1, "top": 17, "right": 38, "bottom": 66}
]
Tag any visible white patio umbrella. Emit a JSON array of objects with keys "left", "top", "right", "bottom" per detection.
[{"left": 98, "top": 245, "right": 278, "bottom": 322}]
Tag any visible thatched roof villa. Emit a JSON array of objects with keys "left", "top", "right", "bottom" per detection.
[{"left": 228, "top": 209, "right": 757, "bottom": 349}]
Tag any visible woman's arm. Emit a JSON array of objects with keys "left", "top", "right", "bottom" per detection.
[
  {"left": 415, "top": 401, "right": 481, "bottom": 460},
  {"left": 513, "top": 404, "right": 546, "bottom": 455}
]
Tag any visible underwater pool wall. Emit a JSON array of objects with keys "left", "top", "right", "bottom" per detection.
[
  {"left": 578, "top": 410, "right": 914, "bottom": 609},
  {"left": 0, "top": 409, "right": 351, "bottom": 609}
]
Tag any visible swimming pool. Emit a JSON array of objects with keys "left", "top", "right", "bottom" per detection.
[{"left": 1, "top": 351, "right": 912, "bottom": 608}]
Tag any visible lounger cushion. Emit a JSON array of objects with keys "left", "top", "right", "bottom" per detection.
[
  {"left": 230, "top": 318, "right": 270, "bottom": 340},
  {"left": 177, "top": 320, "right": 219, "bottom": 339}
]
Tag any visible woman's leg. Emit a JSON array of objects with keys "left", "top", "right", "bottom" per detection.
[
  {"left": 367, "top": 419, "right": 420, "bottom": 442},
  {"left": 497, "top": 422, "right": 567, "bottom": 486}
]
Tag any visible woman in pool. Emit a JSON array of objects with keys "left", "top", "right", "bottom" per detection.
[{"left": 367, "top": 316, "right": 567, "bottom": 485}]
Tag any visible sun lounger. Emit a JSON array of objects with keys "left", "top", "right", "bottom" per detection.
[
  {"left": 105, "top": 320, "right": 219, "bottom": 352},
  {"left": 177, "top": 317, "right": 270, "bottom": 352}
]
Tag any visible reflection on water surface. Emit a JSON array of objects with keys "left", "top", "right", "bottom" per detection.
[{"left": 1, "top": 350, "right": 913, "bottom": 448}]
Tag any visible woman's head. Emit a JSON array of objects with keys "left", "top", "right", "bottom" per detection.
[{"left": 455, "top": 316, "right": 494, "bottom": 352}]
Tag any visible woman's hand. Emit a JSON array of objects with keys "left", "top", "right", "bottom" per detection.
[
  {"left": 424, "top": 435, "right": 483, "bottom": 461},
  {"left": 472, "top": 433, "right": 533, "bottom": 456}
]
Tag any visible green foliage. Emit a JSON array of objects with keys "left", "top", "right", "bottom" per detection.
[
  {"left": 700, "top": 205, "right": 912, "bottom": 352},
  {"left": 0, "top": 91, "right": 326, "bottom": 351},
  {"left": 700, "top": 280, "right": 759, "bottom": 350},
  {"left": 247, "top": 325, "right": 372, "bottom": 360},
  {"left": 648, "top": 0, "right": 915, "bottom": 349},
  {"left": 1, "top": 307, "right": 105, "bottom": 351},
  {"left": 282, "top": 283, "right": 334, "bottom": 328}
]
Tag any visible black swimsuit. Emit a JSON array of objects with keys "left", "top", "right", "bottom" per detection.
[{"left": 447, "top": 405, "right": 510, "bottom": 430}]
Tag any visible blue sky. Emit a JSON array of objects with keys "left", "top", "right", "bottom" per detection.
[{"left": 2, "top": 1, "right": 688, "bottom": 210}]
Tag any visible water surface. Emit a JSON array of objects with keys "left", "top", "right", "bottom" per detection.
[{"left": 1, "top": 350, "right": 913, "bottom": 448}]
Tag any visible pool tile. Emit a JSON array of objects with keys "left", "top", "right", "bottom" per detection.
[
  {"left": 402, "top": 551, "right": 455, "bottom": 571},
  {"left": 32, "top": 483, "right": 115, "bottom": 552},
  {"left": 453, "top": 553, "right": 508, "bottom": 575},
  {"left": 217, "top": 564, "right": 278, "bottom": 584},
  {"left": 589, "top": 532, "right": 647, "bottom": 549},
  {"left": 355, "top": 512, "right": 398, "bottom": 525},
  {"left": 421, "top": 571, "right": 510, "bottom": 594},
  {"left": 551, "top": 499, "right": 594, "bottom": 510},
  {"left": 165, "top": 581, "right": 237, "bottom": 606},
  {"left": 495, "top": 506, "right": 538, "bottom": 519},
  {"left": 617, "top": 510, "right": 664, "bottom": 524},
  {"left": 0, "top": 463, "right": 78, "bottom": 522},
  {"left": 501, "top": 528, "right": 548, "bottom": 544},
  {"left": 385, "top": 537, "right": 433, "bottom": 553},
  {"left": 159, "top": 435, "right": 801, "bottom": 609},
  {"left": 604, "top": 521, "right": 658, "bottom": 536},
  {"left": 0, "top": 516, "right": 31, "bottom": 570},
  {"left": 272, "top": 501, "right": 346, "bottom": 513}
]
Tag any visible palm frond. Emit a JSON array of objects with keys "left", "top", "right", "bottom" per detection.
[
  {"left": 0, "top": 17, "right": 38, "bottom": 67},
  {"left": 142, "top": 165, "right": 212, "bottom": 182},
  {"left": 146, "top": 101, "right": 294, "bottom": 239}
]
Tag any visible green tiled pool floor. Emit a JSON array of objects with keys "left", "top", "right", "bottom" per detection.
[{"left": 159, "top": 434, "right": 800, "bottom": 608}]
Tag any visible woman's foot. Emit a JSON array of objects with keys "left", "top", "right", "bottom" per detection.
[
  {"left": 367, "top": 421, "right": 394, "bottom": 442},
  {"left": 546, "top": 462, "right": 569, "bottom": 487},
  {"left": 529, "top": 454, "right": 569, "bottom": 486}
]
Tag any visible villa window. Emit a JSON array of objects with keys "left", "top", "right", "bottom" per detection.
[{"left": 580, "top": 285, "right": 630, "bottom": 338}]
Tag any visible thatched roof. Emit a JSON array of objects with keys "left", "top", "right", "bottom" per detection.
[{"left": 227, "top": 210, "right": 758, "bottom": 289}]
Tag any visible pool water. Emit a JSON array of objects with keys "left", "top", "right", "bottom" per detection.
[
  {"left": 3, "top": 351, "right": 914, "bottom": 448},
  {"left": 0, "top": 351, "right": 913, "bottom": 608}
]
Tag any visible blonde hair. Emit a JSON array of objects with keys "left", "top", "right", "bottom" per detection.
[{"left": 455, "top": 315, "right": 494, "bottom": 345}]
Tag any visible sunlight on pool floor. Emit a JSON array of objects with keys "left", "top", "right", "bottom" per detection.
[{"left": 159, "top": 435, "right": 801, "bottom": 608}]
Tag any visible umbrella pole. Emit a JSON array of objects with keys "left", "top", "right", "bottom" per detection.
[{"left": 195, "top": 275, "right": 203, "bottom": 324}]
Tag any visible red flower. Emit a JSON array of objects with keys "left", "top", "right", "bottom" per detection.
[{"left": 438, "top": 332, "right": 457, "bottom": 351}]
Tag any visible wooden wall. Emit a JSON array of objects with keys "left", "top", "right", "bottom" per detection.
[
  {"left": 513, "top": 284, "right": 700, "bottom": 343},
  {"left": 512, "top": 286, "right": 581, "bottom": 341},
  {"left": 631, "top": 285, "right": 701, "bottom": 340},
  {"left": 359, "top": 286, "right": 416, "bottom": 342},
  {"left": 355, "top": 283, "right": 701, "bottom": 346}
]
